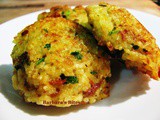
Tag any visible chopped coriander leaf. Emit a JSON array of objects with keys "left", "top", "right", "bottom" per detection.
[
  {"left": 36, "top": 57, "right": 45, "bottom": 65},
  {"left": 60, "top": 74, "right": 78, "bottom": 84},
  {"left": 65, "top": 11, "right": 70, "bottom": 16},
  {"left": 44, "top": 43, "right": 51, "bottom": 50},
  {"left": 62, "top": 11, "right": 65, "bottom": 16},
  {"left": 71, "top": 51, "right": 83, "bottom": 60},
  {"left": 108, "top": 29, "right": 120, "bottom": 35},
  {"left": 108, "top": 27, "right": 120, "bottom": 36},
  {"left": 66, "top": 76, "right": 78, "bottom": 84},
  {"left": 90, "top": 71, "right": 97, "bottom": 75},
  {"left": 132, "top": 44, "right": 139, "bottom": 50},
  {"left": 62, "top": 10, "right": 71, "bottom": 18},
  {"left": 43, "top": 29, "right": 48, "bottom": 33}
]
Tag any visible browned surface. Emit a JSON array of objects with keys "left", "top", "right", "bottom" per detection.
[{"left": 0, "top": 0, "right": 160, "bottom": 24}]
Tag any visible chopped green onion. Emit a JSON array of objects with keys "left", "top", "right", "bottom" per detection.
[
  {"left": 43, "top": 29, "right": 48, "bottom": 33},
  {"left": 71, "top": 51, "right": 83, "bottom": 60},
  {"left": 62, "top": 10, "right": 71, "bottom": 18},
  {"left": 60, "top": 74, "right": 78, "bottom": 84},
  {"left": 36, "top": 57, "right": 45, "bottom": 65},
  {"left": 90, "top": 71, "right": 97, "bottom": 75},
  {"left": 44, "top": 43, "right": 51, "bottom": 50},
  {"left": 108, "top": 30, "right": 120, "bottom": 35},
  {"left": 66, "top": 76, "right": 78, "bottom": 84}
]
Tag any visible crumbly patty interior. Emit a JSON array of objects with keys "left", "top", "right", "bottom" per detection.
[
  {"left": 86, "top": 3, "right": 160, "bottom": 79},
  {"left": 11, "top": 17, "right": 111, "bottom": 107}
]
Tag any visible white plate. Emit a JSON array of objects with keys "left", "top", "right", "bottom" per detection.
[{"left": 0, "top": 8, "right": 160, "bottom": 120}]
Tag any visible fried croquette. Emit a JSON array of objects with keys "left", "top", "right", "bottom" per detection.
[
  {"left": 11, "top": 17, "right": 111, "bottom": 107},
  {"left": 86, "top": 3, "right": 160, "bottom": 79}
]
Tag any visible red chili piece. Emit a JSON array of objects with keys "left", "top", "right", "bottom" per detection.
[
  {"left": 84, "top": 80, "right": 103, "bottom": 97},
  {"left": 49, "top": 78, "right": 66, "bottom": 86}
]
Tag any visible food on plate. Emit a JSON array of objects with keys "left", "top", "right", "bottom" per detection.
[
  {"left": 38, "top": 3, "right": 160, "bottom": 79},
  {"left": 38, "top": 5, "right": 92, "bottom": 30},
  {"left": 11, "top": 2, "right": 160, "bottom": 107},
  {"left": 86, "top": 3, "right": 160, "bottom": 79},
  {"left": 11, "top": 17, "right": 111, "bottom": 107}
]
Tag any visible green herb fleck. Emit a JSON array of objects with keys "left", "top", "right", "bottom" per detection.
[
  {"left": 43, "top": 29, "right": 48, "bottom": 33},
  {"left": 36, "top": 57, "right": 45, "bottom": 65},
  {"left": 60, "top": 73, "right": 78, "bottom": 84},
  {"left": 108, "top": 27, "right": 120, "bottom": 36},
  {"left": 44, "top": 43, "right": 51, "bottom": 50},
  {"left": 62, "top": 10, "right": 71, "bottom": 18},
  {"left": 132, "top": 44, "right": 139, "bottom": 50},
  {"left": 66, "top": 76, "right": 78, "bottom": 84},
  {"left": 71, "top": 51, "right": 83, "bottom": 60},
  {"left": 90, "top": 71, "right": 97, "bottom": 75},
  {"left": 108, "top": 30, "right": 120, "bottom": 35}
]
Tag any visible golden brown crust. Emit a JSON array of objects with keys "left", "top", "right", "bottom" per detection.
[{"left": 38, "top": 5, "right": 92, "bottom": 30}]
